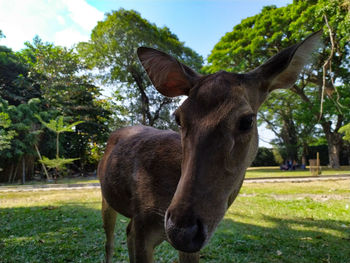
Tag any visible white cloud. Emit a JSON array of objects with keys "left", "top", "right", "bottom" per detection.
[
  {"left": 57, "top": 15, "right": 66, "bottom": 26},
  {"left": 0, "top": 0, "right": 103, "bottom": 50},
  {"left": 54, "top": 27, "right": 89, "bottom": 48},
  {"left": 62, "top": 0, "right": 104, "bottom": 31}
]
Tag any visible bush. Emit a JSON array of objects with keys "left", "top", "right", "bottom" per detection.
[{"left": 251, "top": 147, "right": 278, "bottom": 167}]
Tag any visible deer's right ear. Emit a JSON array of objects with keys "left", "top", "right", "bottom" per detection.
[{"left": 137, "top": 47, "right": 201, "bottom": 97}]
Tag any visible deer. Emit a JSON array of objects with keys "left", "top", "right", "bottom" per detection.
[{"left": 98, "top": 31, "right": 321, "bottom": 263}]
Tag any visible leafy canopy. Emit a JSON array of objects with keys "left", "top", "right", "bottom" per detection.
[
  {"left": 78, "top": 9, "right": 203, "bottom": 128},
  {"left": 205, "top": 0, "right": 350, "bottom": 166}
]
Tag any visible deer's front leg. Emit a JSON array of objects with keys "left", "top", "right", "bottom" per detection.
[
  {"left": 102, "top": 198, "right": 118, "bottom": 263},
  {"left": 179, "top": 251, "right": 200, "bottom": 263},
  {"left": 127, "top": 217, "right": 164, "bottom": 263}
]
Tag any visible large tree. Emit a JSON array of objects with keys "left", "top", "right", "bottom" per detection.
[
  {"left": 0, "top": 45, "right": 41, "bottom": 105},
  {"left": 20, "top": 37, "right": 112, "bottom": 169},
  {"left": 205, "top": 0, "right": 350, "bottom": 167},
  {"left": 258, "top": 90, "right": 319, "bottom": 163},
  {"left": 0, "top": 38, "right": 112, "bottom": 182},
  {"left": 77, "top": 9, "right": 203, "bottom": 128}
]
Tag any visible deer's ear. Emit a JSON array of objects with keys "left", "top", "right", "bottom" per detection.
[
  {"left": 250, "top": 31, "right": 322, "bottom": 91},
  {"left": 137, "top": 47, "right": 201, "bottom": 97}
]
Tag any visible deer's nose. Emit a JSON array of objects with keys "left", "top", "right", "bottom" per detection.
[{"left": 165, "top": 209, "right": 207, "bottom": 253}]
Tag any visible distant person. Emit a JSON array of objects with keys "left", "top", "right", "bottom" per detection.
[
  {"left": 287, "top": 159, "right": 293, "bottom": 170},
  {"left": 292, "top": 160, "right": 298, "bottom": 170},
  {"left": 280, "top": 162, "right": 288, "bottom": 170}
]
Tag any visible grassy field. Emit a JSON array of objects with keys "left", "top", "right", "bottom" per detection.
[
  {"left": 1, "top": 166, "right": 349, "bottom": 188},
  {"left": 1, "top": 180, "right": 349, "bottom": 263}
]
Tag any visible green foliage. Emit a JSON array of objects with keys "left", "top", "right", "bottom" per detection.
[
  {"left": 21, "top": 38, "right": 112, "bottom": 167},
  {"left": 339, "top": 123, "right": 350, "bottom": 142},
  {"left": 205, "top": 0, "right": 350, "bottom": 166},
  {"left": 78, "top": 9, "right": 203, "bottom": 128},
  {"left": 252, "top": 147, "right": 278, "bottom": 167},
  {"left": 1, "top": 37, "right": 112, "bottom": 181},
  {"left": 0, "top": 112, "right": 16, "bottom": 151},
  {"left": 35, "top": 115, "right": 83, "bottom": 175},
  {"left": 272, "top": 148, "right": 284, "bottom": 164},
  {"left": 36, "top": 115, "right": 84, "bottom": 135},
  {"left": 39, "top": 156, "right": 79, "bottom": 171},
  {"left": 0, "top": 98, "right": 42, "bottom": 159},
  {"left": 0, "top": 111, "right": 11, "bottom": 127},
  {"left": 0, "top": 45, "right": 40, "bottom": 105}
]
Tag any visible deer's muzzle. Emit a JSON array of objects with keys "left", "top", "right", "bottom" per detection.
[{"left": 164, "top": 208, "right": 207, "bottom": 252}]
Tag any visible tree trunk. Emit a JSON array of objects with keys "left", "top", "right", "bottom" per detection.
[
  {"left": 321, "top": 120, "right": 342, "bottom": 168},
  {"left": 325, "top": 132, "right": 342, "bottom": 168},
  {"left": 22, "top": 158, "right": 25, "bottom": 184},
  {"left": 130, "top": 69, "right": 152, "bottom": 125}
]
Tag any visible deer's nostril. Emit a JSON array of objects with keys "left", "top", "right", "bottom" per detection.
[{"left": 165, "top": 212, "right": 206, "bottom": 253}]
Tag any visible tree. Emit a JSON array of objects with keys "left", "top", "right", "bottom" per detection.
[
  {"left": 77, "top": 9, "right": 203, "bottom": 128},
  {"left": 21, "top": 37, "right": 112, "bottom": 169},
  {"left": 0, "top": 112, "right": 16, "bottom": 151},
  {"left": 0, "top": 45, "right": 41, "bottom": 105},
  {"left": 339, "top": 123, "right": 350, "bottom": 142},
  {"left": 205, "top": 0, "right": 350, "bottom": 167},
  {"left": 0, "top": 98, "right": 42, "bottom": 182},
  {"left": 36, "top": 115, "right": 83, "bottom": 177},
  {"left": 258, "top": 89, "right": 322, "bottom": 163},
  {"left": 251, "top": 147, "right": 278, "bottom": 166},
  {"left": 339, "top": 123, "right": 350, "bottom": 165}
]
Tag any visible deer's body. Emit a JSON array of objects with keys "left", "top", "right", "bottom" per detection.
[
  {"left": 98, "top": 32, "right": 321, "bottom": 263},
  {"left": 99, "top": 124, "right": 250, "bottom": 262},
  {"left": 99, "top": 125, "right": 182, "bottom": 220}
]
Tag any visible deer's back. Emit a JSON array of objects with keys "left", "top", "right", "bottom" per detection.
[{"left": 98, "top": 125, "right": 182, "bottom": 218}]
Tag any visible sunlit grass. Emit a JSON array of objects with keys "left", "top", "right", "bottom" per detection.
[
  {"left": 1, "top": 166, "right": 349, "bottom": 189},
  {"left": 1, "top": 180, "right": 349, "bottom": 262}
]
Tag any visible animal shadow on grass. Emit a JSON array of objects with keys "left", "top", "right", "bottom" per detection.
[
  {"left": 1, "top": 205, "right": 349, "bottom": 263},
  {"left": 202, "top": 213, "right": 350, "bottom": 263}
]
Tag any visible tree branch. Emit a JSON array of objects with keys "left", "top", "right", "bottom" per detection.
[
  {"left": 130, "top": 68, "right": 152, "bottom": 125},
  {"left": 151, "top": 97, "right": 173, "bottom": 126}
]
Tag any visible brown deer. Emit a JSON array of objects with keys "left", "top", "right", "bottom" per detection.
[{"left": 98, "top": 31, "right": 321, "bottom": 263}]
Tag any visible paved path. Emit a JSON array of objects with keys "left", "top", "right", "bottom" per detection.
[
  {"left": 245, "top": 174, "right": 350, "bottom": 183},
  {"left": 1, "top": 175, "right": 350, "bottom": 193}
]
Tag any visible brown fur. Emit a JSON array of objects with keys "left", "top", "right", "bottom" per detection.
[{"left": 98, "top": 31, "right": 321, "bottom": 262}]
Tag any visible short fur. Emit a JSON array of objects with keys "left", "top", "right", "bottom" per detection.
[{"left": 98, "top": 31, "right": 322, "bottom": 263}]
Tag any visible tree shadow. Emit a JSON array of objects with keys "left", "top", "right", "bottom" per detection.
[
  {"left": 202, "top": 212, "right": 350, "bottom": 263},
  {"left": 1, "top": 205, "right": 349, "bottom": 263},
  {"left": 0, "top": 204, "right": 128, "bottom": 263}
]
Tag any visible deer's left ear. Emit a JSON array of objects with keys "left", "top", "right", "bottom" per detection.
[
  {"left": 249, "top": 30, "right": 322, "bottom": 92},
  {"left": 137, "top": 47, "right": 201, "bottom": 97}
]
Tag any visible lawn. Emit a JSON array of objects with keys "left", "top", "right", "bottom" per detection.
[
  {"left": 1, "top": 166, "right": 349, "bottom": 188},
  {"left": 1, "top": 180, "right": 349, "bottom": 262}
]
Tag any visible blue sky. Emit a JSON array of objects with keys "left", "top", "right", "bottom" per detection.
[
  {"left": 0, "top": 0, "right": 291, "bottom": 58},
  {"left": 0, "top": 0, "right": 293, "bottom": 146}
]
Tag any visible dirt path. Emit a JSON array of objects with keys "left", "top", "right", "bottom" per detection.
[{"left": 1, "top": 175, "right": 350, "bottom": 192}]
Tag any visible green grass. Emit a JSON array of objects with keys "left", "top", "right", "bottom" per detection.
[
  {"left": 1, "top": 180, "right": 349, "bottom": 262},
  {"left": 245, "top": 166, "right": 350, "bottom": 178},
  {"left": 0, "top": 177, "right": 99, "bottom": 188}
]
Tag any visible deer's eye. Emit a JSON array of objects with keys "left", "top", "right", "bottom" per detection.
[{"left": 238, "top": 114, "right": 255, "bottom": 131}]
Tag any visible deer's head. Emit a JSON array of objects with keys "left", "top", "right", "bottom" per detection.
[{"left": 137, "top": 31, "right": 321, "bottom": 253}]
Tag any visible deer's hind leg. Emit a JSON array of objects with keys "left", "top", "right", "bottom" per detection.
[{"left": 102, "top": 197, "right": 118, "bottom": 263}]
